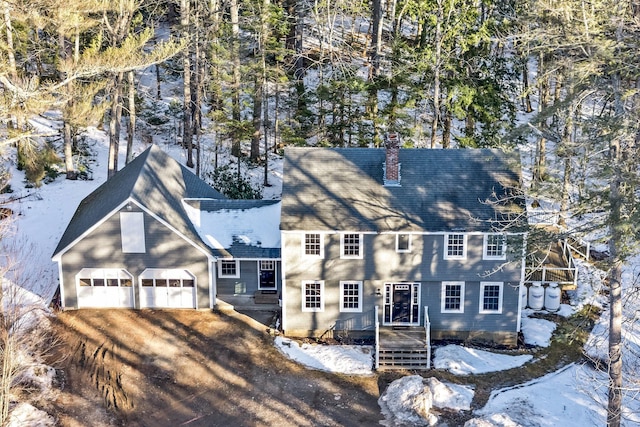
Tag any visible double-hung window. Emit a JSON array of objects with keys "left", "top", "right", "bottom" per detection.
[
  {"left": 444, "top": 233, "right": 466, "bottom": 259},
  {"left": 303, "top": 233, "right": 324, "bottom": 257},
  {"left": 341, "top": 233, "right": 363, "bottom": 259},
  {"left": 441, "top": 281, "right": 465, "bottom": 313},
  {"left": 302, "top": 281, "right": 324, "bottom": 312},
  {"left": 218, "top": 260, "right": 239, "bottom": 278},
  {"left": 483, "top": 234, "right": 506, "bottom": 260},
  {"left": 339, "top": 281, "right": 363, "bottom": 312},
  {"left": 479, "top": 282, "right": 503, "bottom": 314}
]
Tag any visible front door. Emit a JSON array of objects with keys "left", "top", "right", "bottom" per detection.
[
  {"left": 383, "top": 283, "right": 421, "bottom": 325},
  {"left": 393, "top": 285, "right": 411, "bottom": 322}
]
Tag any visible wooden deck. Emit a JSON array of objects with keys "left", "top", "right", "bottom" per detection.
[{"left": 526, "top": 240, "right": 577, "bottom": 289}]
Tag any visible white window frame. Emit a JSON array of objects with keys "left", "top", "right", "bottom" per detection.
[
  {"left": 443, "top": 233, "right": 467, "bottom": 260},
  {"left": 302, "top": 280, "right": 324, "bottom": 312},
  {"left": 479, "top": 282, "right": 503, "bottom": 314},
  {"left": 257, "top": 260, "right": 277, "bottom": 290},
  {"left": 139, "top": 269, "right": 196, "bottom": 288},
  {"left": 218, "top": 259, "right": 240, "bottom": 278},
  {"left": 120, "top": 212, "right": 146, "bottom": 253},
  {"left": 339, "top": 281, "right": 363, "bottom": 313},
  {"left": 483, "top": 234, "right": 507, "bottom": 260},
  {"left": 302, "top": 233, "right": 324, "bottom": 258},
  {"left": 441, "top": 281, "right": 465, "bottom": 313},
  {"left": 396, "top": 233, "right": 412, "bottom": 253},
  {"left": 340, "top": 233, "right": 363, "bottom": 259},
  {"left": 77, "top": 268, "right": 133, "bottom": 287}
]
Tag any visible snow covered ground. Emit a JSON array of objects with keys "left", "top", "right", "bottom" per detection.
[{"left": 2, "top": 118, "right": 640, "bottom": 425}]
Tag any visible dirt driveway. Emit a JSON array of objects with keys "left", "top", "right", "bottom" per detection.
[{"left": 47, "top": 309, "right": 383, "bottom": 427}]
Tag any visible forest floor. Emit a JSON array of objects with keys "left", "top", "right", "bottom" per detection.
[{"left": 46, "top": 309, "right": 383, "bottom": 427}]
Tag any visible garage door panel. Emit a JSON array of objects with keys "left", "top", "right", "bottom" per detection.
[{"left": 78, "top": 287, "right": 134, "bottom": 308}]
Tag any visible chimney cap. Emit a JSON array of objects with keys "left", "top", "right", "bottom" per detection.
[{"left": 385, "top": 133, "right": 400, "bottom": 149}]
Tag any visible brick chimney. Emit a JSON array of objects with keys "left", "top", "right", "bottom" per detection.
[{"left": 384, "top": 133, "right": 401, "bottom": 186}]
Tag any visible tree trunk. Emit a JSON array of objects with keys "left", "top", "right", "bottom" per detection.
[
  {"left": 533, "top": 137, "right": 547, "bottom": 182},
  {"left": 430, "top": 0, "right": 444, "bottom": 149},
  {"left": 64, "top": 122, "right": 74, "bottom": 179},
  {"left": 251, "top": 73, "right": 262, "bottom": 161},
  {"left": 369, "top": 0, "right": 383, "bottom": 79},
  {"left": 230, "top": 0, "right": 241, "bottom": 158},
  {"left": 442, "top": 108, "right": 451, "bottom": 148},
  {"left": 522, "top": 60, "right": 533, "bottom": 113},
  {"left": 107, "top": 72, "right": 124, "bottom": 179},
  {"left": 181, "top": 0, "right": 194, "bottom": 168},
  {"left": 126, "top": 70, "right": 136, "bottom": 164},
  {"left": 3, "top": 2, "right": 17, "bottom": 81}
]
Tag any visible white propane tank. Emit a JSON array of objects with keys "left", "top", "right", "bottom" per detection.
[
  {"left": 544, "top": 282, "right": 561, "bottom": 312},
  {"left": 528, "top": 282, "right": 544, "bottom": 310},
  {"left": 521, "top": 284, "right": 528, "bottom": 310}
]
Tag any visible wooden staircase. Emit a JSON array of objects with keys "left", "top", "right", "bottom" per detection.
[{"left": 377, "top": 327, "right": 430, "bottom": 370}]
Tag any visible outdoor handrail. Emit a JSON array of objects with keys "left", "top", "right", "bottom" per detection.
[
  {"left": 424, "top": 306, "right": 431, "bottom": 369},
  {"left": 374, "top": 305, "right": 380, "bottom": 370}
]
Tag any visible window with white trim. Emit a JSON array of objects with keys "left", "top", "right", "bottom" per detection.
[
  {"left": 483, "top": 234, "right": 506, "bottom": 260},
  {"left": 218, "top": 260, "right": 239, "bottom": 278},
  {"left": 340, "top": 281, "right": 363, "bottom": 312},
  {"left": 140, "top": 269, "right": 196, "bottom": 287},
  {"left": 302, "top": 281, "right": 324, "bottom": 312},
  {"left": 441, "top": 281, "right": 465, "bottom": 313},
  {"left": 444, "top": 233, "right": 466, "bottom": 259},
  {"left": 303, "top": 233, "right": 324, "bottom": 257},
  {"left": 77, "top": 268, "right": 133, "bottom": 287},
  {"left": 479, "top": 282, "right": 503, "bottom": 314},
  {"left": 341, "top": 233, "right": 363, "bottom": 258},
  {"left": 396, "top": 234, "right": 411, "bottom": 253}
]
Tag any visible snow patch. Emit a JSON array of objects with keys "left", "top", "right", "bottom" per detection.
[
  {"left": 434, "top": 345, "right": 533, "bottom": 375},
  {"left": 273, "top": 337, "right": 373, "bottom": 375}
]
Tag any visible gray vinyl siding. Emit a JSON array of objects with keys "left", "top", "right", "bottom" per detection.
[
  {"left": 60, "top": 206, "right": 211, "bottom": 309},
  {"left": 283, "top": 232, "right": 523, "bottom": 335},
  {"left": 419, "top": 281, "right": 520, "bottom": 335},
  {"left": 216, "top": 260, "right": 282, "bottom": 295}
]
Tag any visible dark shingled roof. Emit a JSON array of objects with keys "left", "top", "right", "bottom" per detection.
[
  {"left": 52, "top": 145, "right": 225, "bottom": 257},
  {"left": 280, "top": 147, "right": 526, "bottom": 233}
]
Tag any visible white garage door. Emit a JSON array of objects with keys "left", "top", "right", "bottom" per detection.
[
  {"left": 76, "top": 268, "right": 135, "bottom": 308},
  {"left": 139, "top": 269, "right": 196, "bottom": 308}
]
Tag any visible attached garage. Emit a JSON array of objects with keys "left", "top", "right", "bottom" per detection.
[
  {"left": 76, "top": 268, "right": 135, "bottom": 308},
  {"left": 138, "top": 269, "right": 197, "bottom": 308}
]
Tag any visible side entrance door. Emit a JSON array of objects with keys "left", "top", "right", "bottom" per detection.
[{"left": 383, "top": 283, "right": 421, "bottom": 326}]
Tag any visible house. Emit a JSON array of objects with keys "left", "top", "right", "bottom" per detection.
[
  {"left": 52, "top": 145, "right": 281, "bottom": 310},
  {"left": 53, "top": 139, "right": 528, "bottom": 360},
  {"left": 279, "top": 136, "right": 528, "bottom": 350}
]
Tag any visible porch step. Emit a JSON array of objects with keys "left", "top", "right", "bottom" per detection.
[
  {"left": 254, "top": 290, "right": 279, "bottom": 304},
  {"left": 377, "top": 348, "right": 430, "bottom": 370}
]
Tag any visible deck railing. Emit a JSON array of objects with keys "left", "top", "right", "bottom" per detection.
[
  {"left": 424, "top": 306, "right": 431, "bottom": 369},
  {"left": 374, "top": 305, "right": 380, "bottom": 370},
  {"left": 563, "top": 236, "right": 591, "bottom": 261},
  {"left": 526, "top": 238, "right": 579, "bottom": 288}
]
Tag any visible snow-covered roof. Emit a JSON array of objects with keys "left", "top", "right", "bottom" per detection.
[{"left": 183, "top": 199, "right": 281, "bottom": 258}]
